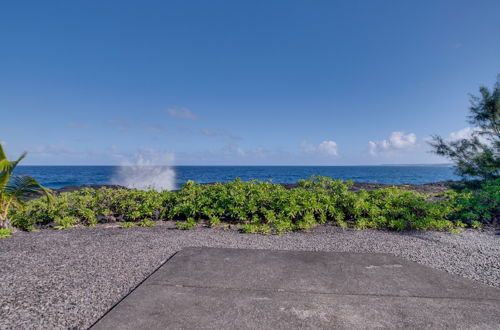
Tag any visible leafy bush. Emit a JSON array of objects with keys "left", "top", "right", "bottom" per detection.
[
  {"left": 364, "top": 188, "right": 454, "bottom": 231},
  {"left": 9, "top": 188, "right": 174, "bottom": 230},
  {"left": 0, "top": 228, "right": 13, "bottom": 239},
  {"left": 121, "top": 222, "right": 137, "bottom": 228},
  {"left": 471, "top": 220, "right": 482, "bottom": 229},
  {"left": 54, "top": 216, "right": 77, "bottom": 230},
  {"left": 176, "top": 217, "right": 196, "bottom": 230},
  {"left": 445, "top": 179, "right": 499, "bottom": 225},
  {"left": 138, "top": 219, "right": 156, "bottom": 227},
  {"left": 7, "top": 176, "right": 498, "bottom": 234}
]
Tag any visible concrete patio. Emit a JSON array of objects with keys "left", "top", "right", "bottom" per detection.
[{"left": 92, "top": 247, "right": 500, "bottom": 329}]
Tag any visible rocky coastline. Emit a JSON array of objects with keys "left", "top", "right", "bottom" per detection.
[{"left": 51, "top": 180, "right": 457, "bottom": 195}]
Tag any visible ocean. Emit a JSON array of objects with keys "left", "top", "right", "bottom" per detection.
[{"left": 14, "top": 165, "right": 460, "bottom": 190}]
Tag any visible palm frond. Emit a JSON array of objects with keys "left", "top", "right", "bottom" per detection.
[
  {"left": 10, "top": 152, "right": 27, "bottom": 170},
  {"left": 4, "top": 175, "right": 53, "bottom": 204},
  {"left": 0, "top": 144, "right": 6, "bottom": 161},
  {"left": 0, "top": 159, "right": 12, "bottom": 190},
  {"left": 0, "top": 150, "right": 27, "bottom": 189},
  {"left": 0, "top": 159, "right": 10, "bottom": 172}
]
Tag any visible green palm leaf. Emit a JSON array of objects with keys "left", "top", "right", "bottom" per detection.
[
  {"left": 0, "top": 144, "right": 52, "bottom": 230},
  {"left": 0, "top": 144, "right": 6, "bottom": 161},
  {"left": 0, "top": 149, "right": 27, "bottom": 189},
  {"left": 0, "top": 159, "right": 10, "bottom": 174},
  {"left": 4, "top": 175, "right": 53, "bottom": 205}
]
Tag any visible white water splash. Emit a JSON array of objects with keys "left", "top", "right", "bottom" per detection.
[{"left": 112, "top": 151, "right": 176, "bottom": 191}]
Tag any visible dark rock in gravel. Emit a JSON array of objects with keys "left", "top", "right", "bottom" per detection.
[
  {"left": 46, "top": 222, "right": 59, "bottom": 229},
  {"left": 97, "top": 215, "right": 117, "bottom": 223},
  {"left": 152, "top": 210, "right": 161, "bottom": 220}
]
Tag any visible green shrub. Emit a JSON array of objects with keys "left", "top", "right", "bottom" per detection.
[
  {"left": 9, "top": 187, "right": 174, "bottom": 230},
  {"left": 54, "top": 216, "right": 77, "bottom": 230},
  {"left": 8, "top": 176, "right": 497, "bottom": 234},
  {"left": 471, "top": 220, "right": 482, "bottom": 229},
  {"left": 175, "top": 217, "right": 196, "bottom": 230},
  {"left": 241, "top": 223, "right": 271, "bottom": 235},
  {"left": 0, "top": 228, "right": 13, "bottom": 239},
  {"left": 121, "top": 222, "right": 137, "bottom": 228},
  {"left": 446, "top": 179, "right": 499, "bottom": 225},
  {"left": 138, "top": 219, "right": 156, "bottom": 227},
  {"left": 208, "top": 215, "right": 221, "bottom": 227}
]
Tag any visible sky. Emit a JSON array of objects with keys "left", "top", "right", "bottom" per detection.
[{"left": 1, "top": 0, "right": 499, "bottom": 166}]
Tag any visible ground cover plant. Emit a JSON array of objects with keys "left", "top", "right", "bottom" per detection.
[{"left": 7, "top": 176, "right": 499, "bottom": 235}]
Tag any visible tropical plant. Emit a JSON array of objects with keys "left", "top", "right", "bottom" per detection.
[
  {"left": 445, "top": 178, "right": 499, "bottom": 225},
  {"left": 8, "top": 176, "right": 496, "bottom": 234},
  {"left": 54, "top": 216, "right": 77, "bottom": 230},
  {"left": 0, "top": 228, "right": 12, "bottom": 238},
  {"left": 121, "top": 222, "right": 137, "bottom": 228},
  {"left": 429, "top": 75, "right": 500, "bottom": 180},
  {"left": 138, "top": 219, "right": 156, "bottom": 227},
  {"left": 175, "top": 217, "right": 196, "bottom": 230},
  {"left": 0, "top": 144, "right": 52, "bottom": 230}
]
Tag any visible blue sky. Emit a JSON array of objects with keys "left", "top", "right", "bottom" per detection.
[{"left": 1, "top": 0, "right": 499, "bottom": 165}]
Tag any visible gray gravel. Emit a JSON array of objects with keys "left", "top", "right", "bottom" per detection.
[{"left": 0, "top": 223, "right": 499, "bottom": 329}]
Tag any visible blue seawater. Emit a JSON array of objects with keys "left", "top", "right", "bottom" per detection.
[{"left": 14, "top": 165, "right": 460, "bottom": 189}]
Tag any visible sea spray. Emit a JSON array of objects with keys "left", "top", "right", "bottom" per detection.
[{"left": 112, "top": 151, "right": 176, "bottom": 191}]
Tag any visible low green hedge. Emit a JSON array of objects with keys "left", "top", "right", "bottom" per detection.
[{"left": 9, "top": 176, "right": 499, "bottom": 234}]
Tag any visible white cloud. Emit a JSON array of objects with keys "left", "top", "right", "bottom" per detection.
[
  {"left": 317, "top": 141, "right": 338, "bottom": 156},
  {"left": 447, "top": 127, "right": 490, "bottom": 144},
  {"left": 369, "top": 131, "right": 416, "bottom": 156},
  {"left": 423, "top": 127, "right": 482, "bottom": 144},
  {"left": 166, "top": 107, "right": 198, "bottom": 120},
  {"left": 422, "top": 136, "right": 434, "bottom": 143},
  {"left": 449, "top": 127, "right": 477, "bottom": 140},
  {"left": 301, "top": 140, "right": 338, "bottom": 157}
]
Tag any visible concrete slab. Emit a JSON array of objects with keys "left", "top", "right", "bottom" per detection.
[{"left": 92, "top": 248, "right": 500, "bottom": 329}]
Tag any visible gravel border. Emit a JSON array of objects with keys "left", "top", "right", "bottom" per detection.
[{"left": 0, "top": 224, "right": 499, "bottom": 329}]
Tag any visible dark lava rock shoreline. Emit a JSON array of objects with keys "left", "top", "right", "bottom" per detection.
[
  {"left": 50, "top": 181, "right": 457, "bottom": 195},
  {"left": 280, "top": 181, "right": 455, "bottom": 194}
]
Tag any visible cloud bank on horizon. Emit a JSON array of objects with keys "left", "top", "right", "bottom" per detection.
[{"left": 4, "top": 125, "right": 477, "bottom": 166}]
